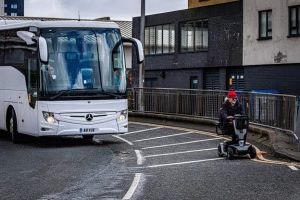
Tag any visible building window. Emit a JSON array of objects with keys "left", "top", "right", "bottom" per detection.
[
  {"left": 259, "top": 10, "right": 272, "bottom": 39},
  {"left": 289, "top": 5, "right": 300, "bottom": 37},
  {"left": 180, "top": 19, "right": 208, "bottom": 52},
  {"left": 11, "top": 4, "right": 18, "bottom": 9},
  {"left": 4, "top": 4, "right": 7, "bottom": 7},
  {"left": 11, "top": 13, "right": 17, "bottom": 16},
  {"left": 145, "top": 24, "right": 175, "bottom": 55}
]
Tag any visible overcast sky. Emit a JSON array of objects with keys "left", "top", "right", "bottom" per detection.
[{"left": 25, "top": 0, "right": 187, "bottom": 20}]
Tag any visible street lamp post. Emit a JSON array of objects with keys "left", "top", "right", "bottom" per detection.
[{"left": 138, "top": 0, "right": 145, "bottom": 111}]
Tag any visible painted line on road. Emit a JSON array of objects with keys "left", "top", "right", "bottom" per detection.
[
  {"left": 142, "top": 138, "right": 222, "bottom": 150},
  {"left": 288, "top": 166, "right": 299, "bottom": 171},
  {"left": 146, "top": 158, "right": 225, "bottom": 168},
  {"left": 130, "top": 121, "right": 224, "bottom": 139},
  {"left": 133, "top": 131, "right": 194, "bottom": 142},
  {"left": 131, "top": 121, "right": 300, "bottom": 169},
  {"left": 122, "top": 173, "right": 142, "bottom": 200},
  {"left": 135, "top": 150, "right": 144, "bottom": 165},
  {"left": 144, "top": 148, "right": 218, "bottom": 158},
  {"left": 113, "top": 135, "right": 133, "bottom": 146},
  {"left": 123, "top": 127, "right": 162, "bottom": 136}
]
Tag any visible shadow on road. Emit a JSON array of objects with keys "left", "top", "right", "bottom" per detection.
[{"left": 0, "top": 131, "right": 123, "bottom": 148}]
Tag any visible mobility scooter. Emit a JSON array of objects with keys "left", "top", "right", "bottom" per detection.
[{"left": 216, "top": 115, "right": 257, "bottom": 160}]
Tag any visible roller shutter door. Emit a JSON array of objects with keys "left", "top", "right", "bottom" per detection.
[{"left": 204, "top": 69, "right": 220, "bottom": 90}]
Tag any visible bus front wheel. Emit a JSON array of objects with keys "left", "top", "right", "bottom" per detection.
[{"left": 8, "top": 109, "right": 22, "bottom": 144}]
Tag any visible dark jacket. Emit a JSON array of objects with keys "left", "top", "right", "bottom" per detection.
[{"left": 219, "top": 100, "right": 243, "bottom": 125}]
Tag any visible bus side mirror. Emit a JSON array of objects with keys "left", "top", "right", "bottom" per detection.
[
  {"left": 39, "top": 37, "right": 48, "bottom": 63},
  {"left": 122, "top": 37, "right": 144, "bottom": 64}
]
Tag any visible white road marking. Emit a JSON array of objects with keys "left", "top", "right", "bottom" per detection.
[
  {"left": 135, "top": 150, "right": 144, "bottom": 165},
  {"left": 146, "top": 158, "right": 225, "bottom": 168},
  {"left": 133, "top": 131, "right": 194, "bottom": 142},
  {"left": 288, "top": 166, "right": 299, "bottom": 171},
  {"left": 130, "top": 121, "right": 224, "bottom": 139},
  {"left": 113, "top": 135, "right": 133, "bottom": 146},
  {"left": 122, "top": 173, "right": 142, "bottom": 200},
  {"left": 142, "top": 138, "right": 222, "bottom": 150},
  {"left": 130, "top": 122, "right": 300, "bottom": 169},
  {"left": 123, "top": 127, "right": 162, "bottom": 136},
  {"left": 144, "top": 148, "right": 218, "bottom": 158}
]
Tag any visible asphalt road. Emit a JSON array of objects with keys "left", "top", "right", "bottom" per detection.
[{"left": 0, "top": 121, "right": 300, "bottom": 200}]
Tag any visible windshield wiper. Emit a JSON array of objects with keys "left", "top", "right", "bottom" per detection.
[
  {"left": 50, "top": 89, "right": 73, "bottom": 100},
  {"left": 50, "top": 89, "right": 124, "bottom": 100},
  {"left": 100, "top": 91, "right": 124, "bottom": 99}
]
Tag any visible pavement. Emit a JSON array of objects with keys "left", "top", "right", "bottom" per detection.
[{"left": 129, "top": 112, "right": 300, "bottom": 162}]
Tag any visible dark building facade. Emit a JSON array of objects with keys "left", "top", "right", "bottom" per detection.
[
  {"left": 132, "top": 1, "right": 243, "bottom": 90},
  {"left": 4, "top": 0, "right": 24, "bottom": 16},
  {"left": 133, "top": 0, "right": 300, "bottom": 96}
]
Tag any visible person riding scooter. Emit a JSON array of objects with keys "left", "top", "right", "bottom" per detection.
[{"left": 219, "top": 90, "right": 243, "bottom": 148}]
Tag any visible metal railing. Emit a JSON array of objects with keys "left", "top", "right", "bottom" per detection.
[{"left": 128, "top": 88, "right": 298, "bottom": 133}]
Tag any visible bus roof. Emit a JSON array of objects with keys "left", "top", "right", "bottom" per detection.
[{"left": 0, "top": 20, "right": 120, "bottom": 30}]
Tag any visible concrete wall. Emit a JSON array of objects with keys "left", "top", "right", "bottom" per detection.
[
  {"left": 188, "top": 0, "right": 238, "bottom": 9},
  {"left": 243, "top": 0, "right": 300, "bottom": 65},
  {"left": 124, "top": 45, "right": 132, "bottom": 69},
  {"left": 0, "top": 0, "right": 4, "bottom": 16}
]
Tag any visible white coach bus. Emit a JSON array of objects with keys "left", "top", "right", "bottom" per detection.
[{"left": 0, "top": 21, "right": 144, "bottom": 143}]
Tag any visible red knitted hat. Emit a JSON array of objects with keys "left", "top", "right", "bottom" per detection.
[{"left": 227, "top": 90, "right": 237, "bottom": 99}]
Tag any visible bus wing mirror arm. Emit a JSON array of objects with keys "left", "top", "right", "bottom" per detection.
[
  {"left": 17, "top": 31, "right": 48, "bottom": 64},
  {"left": 122, "top": 37, "right": 144, "bottom": 64},
  {"left": 17, "top": 31, "right": 36, "bottom": 45}
]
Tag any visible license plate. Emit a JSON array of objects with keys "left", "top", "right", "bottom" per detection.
[{"left": 80, "top": 128, "right": 96, "bottom": 133}]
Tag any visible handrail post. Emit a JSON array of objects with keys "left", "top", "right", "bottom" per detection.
[{"left": 294, "top": 97, "right": 300, "bottom": 150}]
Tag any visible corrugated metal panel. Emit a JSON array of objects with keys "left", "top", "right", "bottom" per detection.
[{"left": 204, "top": 69, "right": 220, "bottom": 90}]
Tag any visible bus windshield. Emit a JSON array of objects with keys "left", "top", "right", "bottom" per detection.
[{"left": 40, "top": 28, "right": 126, "bottom": 98}]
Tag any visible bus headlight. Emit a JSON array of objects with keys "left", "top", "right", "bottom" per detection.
[
  {"left": 42, "top": 111, "right": 57, "bottom": 124},
  {"left": 118, "top": 110, "right": 128, "bottom": 122}
]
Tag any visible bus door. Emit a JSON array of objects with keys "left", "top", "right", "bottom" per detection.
[{"left": 23, "top": 58, "right": 39, "bottom": 135}]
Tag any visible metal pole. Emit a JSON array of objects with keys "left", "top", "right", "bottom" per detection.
[
  {"left": 294, "top": 97, "right": 300, "bottom": 150},
  {"left": 138, "top": 0, "right": 145, "bottom": 111}
]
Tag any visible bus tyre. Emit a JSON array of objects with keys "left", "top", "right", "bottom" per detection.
[
  {"left": 83, "top": 135, "right": 94, "bottom": 140},
  {"left": 9, "top": 109, "right": 22, "bottom": 144}
]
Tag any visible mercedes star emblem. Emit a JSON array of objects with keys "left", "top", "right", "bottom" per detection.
[{"left": 86, "top": 114, "right": 93, "bottom": 121}]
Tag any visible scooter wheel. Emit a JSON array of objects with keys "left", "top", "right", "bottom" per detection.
[
  {"left": 218, "top": 144, "right": 223, "bottom": 157},
  {"left": 227, "top": 147, "right": 234, "bottom": 160},
  {"left": 249, "top": 146, "right": 257, "bottom": 159}
]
